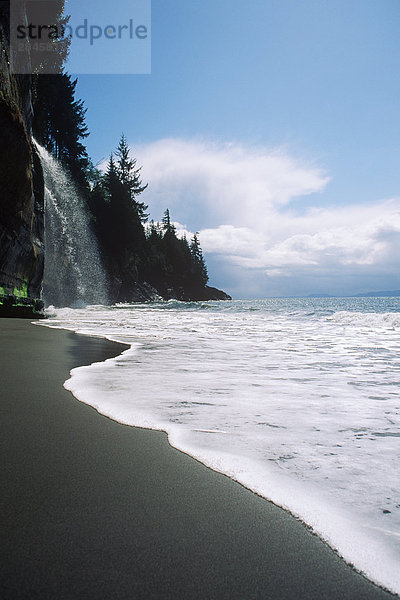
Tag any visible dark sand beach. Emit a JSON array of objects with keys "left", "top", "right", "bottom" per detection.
[{"left": 0, "top": 319, "right": 396, "bottom": 599}]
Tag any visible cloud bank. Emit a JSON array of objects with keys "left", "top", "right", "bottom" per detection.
[{"left": 134, "top": 138, "right": 400, "bottom": 296}]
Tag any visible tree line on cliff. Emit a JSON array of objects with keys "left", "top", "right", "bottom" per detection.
[
  {"left": 33, "top": 76, "right": 211, "bottom": 300},
  {"left": 89, "top": 136, "right": 209, "bottom": 300},
  {"left": 26, "top": 1, "right": 218, "bottom": 301}
]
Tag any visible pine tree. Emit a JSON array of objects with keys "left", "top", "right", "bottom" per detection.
[
  {"left": 26, "top": 0, "right": 70, "bottom": 74},
  {"left": 103, "top": 154, "right": 119, "bottom": 196},
  {"left": 190, "top": 233, "right": 208, "bottom": 287},
  {"left": 162, "top": 208, "right": 171, "bottom": 229},
  {"left": 32, "top": 73, "right": 90, "bottom": 190},
  {"left": 115, "top": 135, "right": 149, "bottom": 222},
  {"left": 162, "top": 208, "right": 176, "bottom": 234}
]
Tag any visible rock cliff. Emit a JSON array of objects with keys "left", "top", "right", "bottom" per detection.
[{"left": 0, "top": 1, "right": 45, "bottom": 307}]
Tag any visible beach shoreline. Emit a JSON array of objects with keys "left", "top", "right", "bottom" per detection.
[{"left": 0, "top": 319, "right": 396, "bottom": 599}]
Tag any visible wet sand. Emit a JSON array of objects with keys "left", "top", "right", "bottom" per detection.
[{"left": 0, "top": 319, "right": 395, "bottom": 599}]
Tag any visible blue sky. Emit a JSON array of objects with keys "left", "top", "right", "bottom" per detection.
[{"left": 68, "top": 0, "right": 400, "bottom": 297}]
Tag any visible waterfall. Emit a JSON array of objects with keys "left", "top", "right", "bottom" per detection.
[{"left": 34, "top": 142, "right": 109, "bottom": 307}]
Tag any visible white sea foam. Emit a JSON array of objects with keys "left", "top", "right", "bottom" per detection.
[
  {"left": 330, "top": 310, "right": 400, "bottom": 328},
  {"left": 37, "top": 298, "right": 400, "bottom": 595}
]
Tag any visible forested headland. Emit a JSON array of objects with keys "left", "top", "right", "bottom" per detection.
[
  {"left": 34, "top": 70, "right": 225, "bottom": 302},
  {"left": 0, "top": 0, "right": 230, "bottom": 309}
]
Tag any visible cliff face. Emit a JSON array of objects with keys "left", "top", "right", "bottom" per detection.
[{"left": 0, "top": 2, "right": 44, "bottom": 301}]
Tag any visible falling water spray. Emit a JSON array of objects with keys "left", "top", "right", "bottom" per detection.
[{"left": 34, "top": 141, "right": 108, "bottom": 307}]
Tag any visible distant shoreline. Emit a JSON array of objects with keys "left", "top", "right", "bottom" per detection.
[
  {"left": 307, "top": 291, "right": 400, "bottom": 298},
  {"left": 232, "top": 293, "right": 400, "bottom": 300}
]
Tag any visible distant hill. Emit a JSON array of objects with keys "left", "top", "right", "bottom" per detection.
[
  {"left": 355, "top": 290, "right": 400, "bottom": 298},
  {"left": 307, "top": 294, "right": 333, "bottom": 298},
  {"left": 306, "top": 291, "right": 400, "bottom": 298}
]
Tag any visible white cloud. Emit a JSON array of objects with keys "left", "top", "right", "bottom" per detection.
[
  {"left": 133, "top": 137, "right": 400, "bottom": 295},
  {"left": 200, "top": 225, "right": 264, "bottom": 257},
  {"left": 137, "top": 138, "right": 329, "bottom": 227}
]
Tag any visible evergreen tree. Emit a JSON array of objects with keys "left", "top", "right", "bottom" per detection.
[
  {"left": 26, "top": 0, "right": 70, "bottom": 74},
  {"left": 162, "top": 208, "right": 171, "bottom": 230},
  {"left": 103, "top": 154, "right": 119, "bottom": 197},
  {"left": 144, "top": 220, "right": 167, "bottom": 286},
  {"left": 107, "top": 154, "right": 142, "bottom": 256},
  {"left": 32, "top": 73, "right": 90, "bottom": 191},
  {"left": 190, "top": 233, "right": 209, "bottom": 287},
  {"left": 29, "top": 3, "right": 89, "bottom": 188},
  {"left": 115, "top": 135, "right": 149, "bottom": 222},
  {"left": 162, "top": 208, "right": 176, "bottom": 234}
]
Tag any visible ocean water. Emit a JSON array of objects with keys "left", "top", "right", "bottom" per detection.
[{"left": 38, "top": 298, "right": 400, "bottom": 594}]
